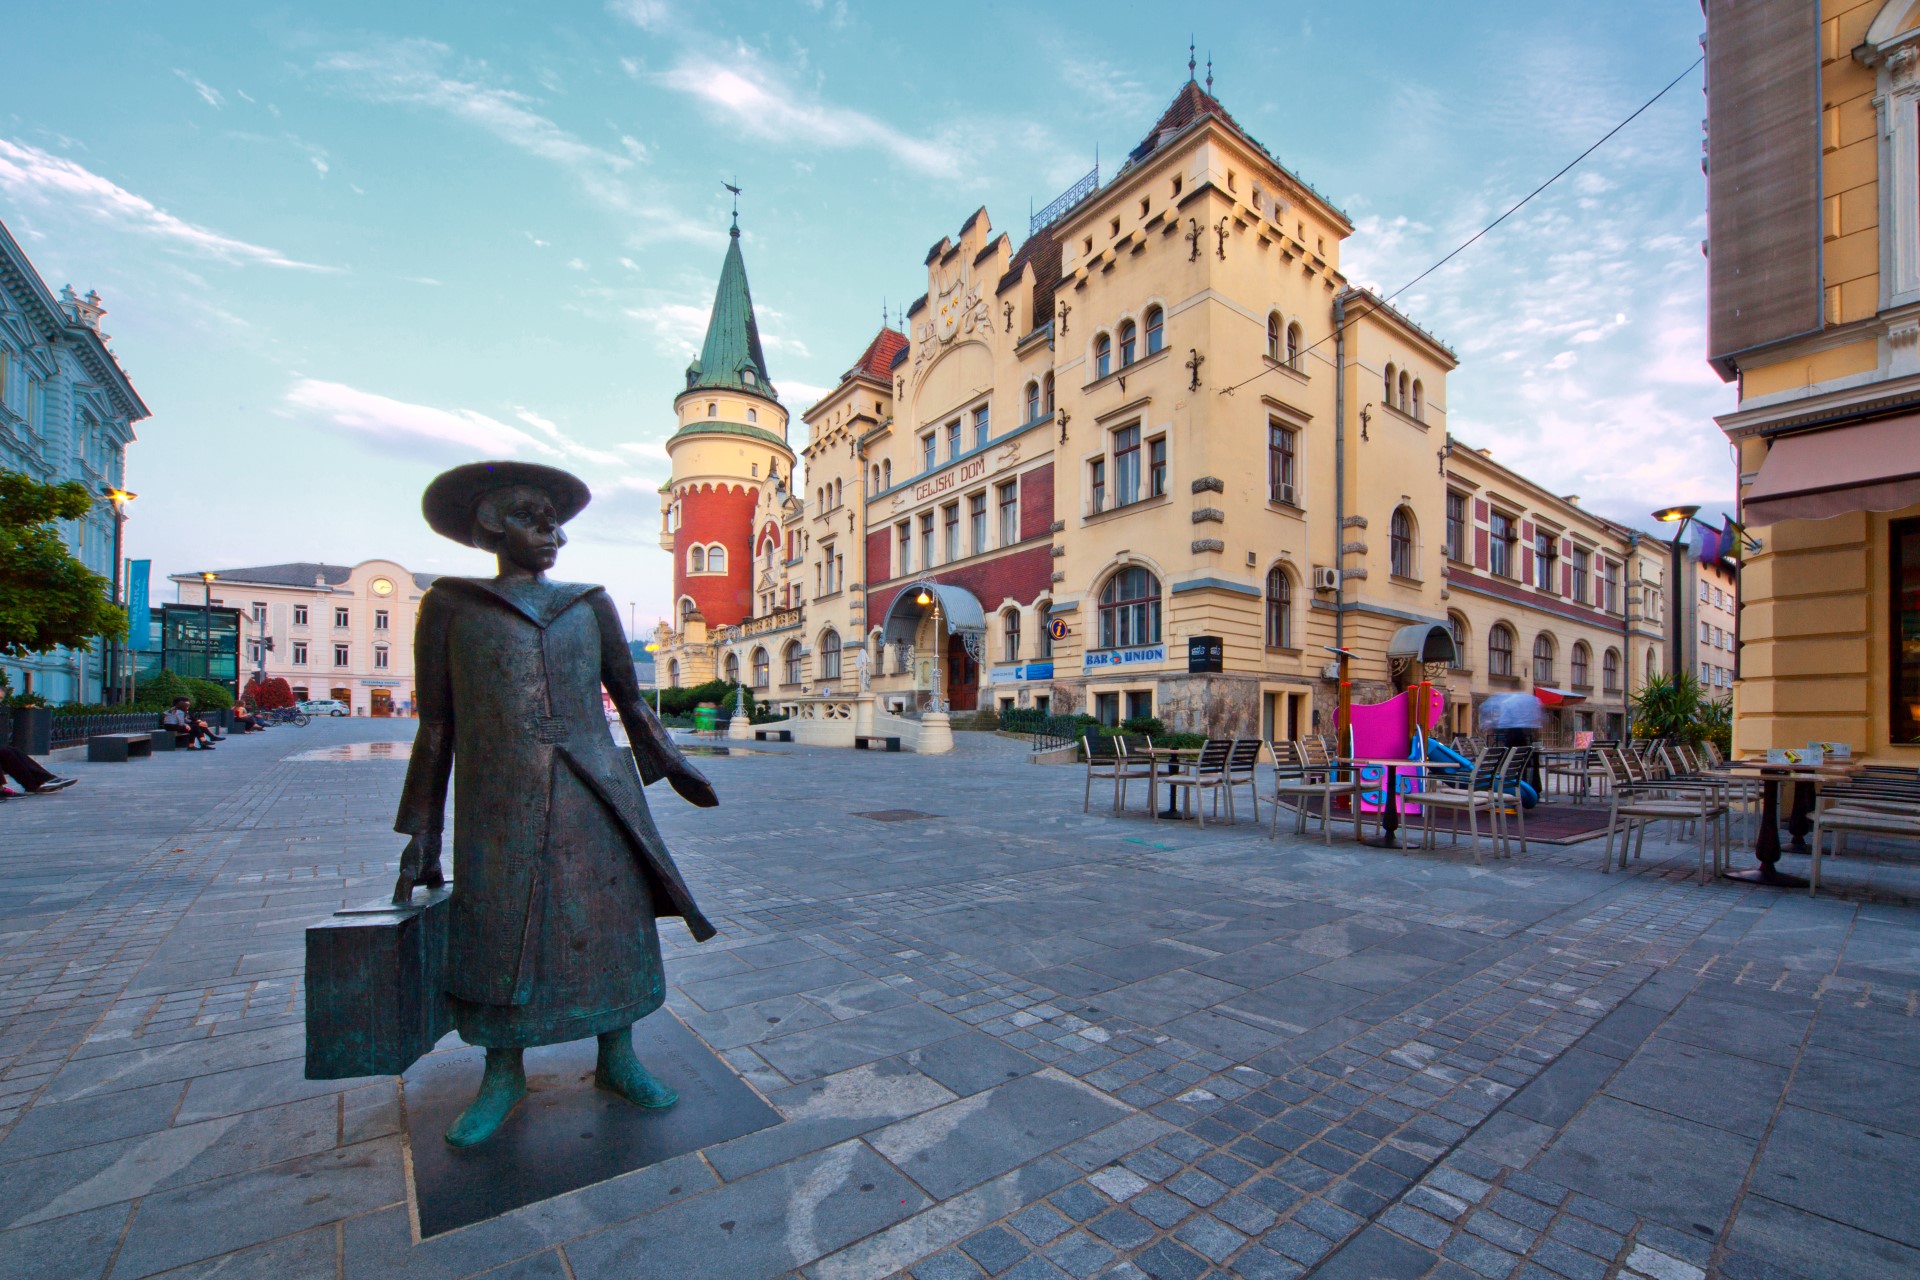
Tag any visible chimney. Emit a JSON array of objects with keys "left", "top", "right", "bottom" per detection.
[{"left": 1562, "top": 495, "right": 1580, "bottom": 506}]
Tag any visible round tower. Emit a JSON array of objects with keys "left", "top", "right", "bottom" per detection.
[{"left": 662, "top": 211, "right": 795, "bottom": 630}]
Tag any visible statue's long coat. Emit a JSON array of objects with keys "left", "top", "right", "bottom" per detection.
[{"left": 395, "top": 577, "right": 713, "bottom": 1045}]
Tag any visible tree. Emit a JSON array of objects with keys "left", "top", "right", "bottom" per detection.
[{"left": 0, "top": 473, "right": 125, "bottom": 659}]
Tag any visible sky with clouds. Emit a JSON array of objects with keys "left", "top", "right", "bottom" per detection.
[{"left": 3, "top": 1, "right": 1730, "bottom": 627}]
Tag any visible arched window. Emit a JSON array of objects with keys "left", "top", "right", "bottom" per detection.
[
  {"left": 1390, "top": 507, "right": 1415, "bottom": 579},
  {"left": 1571, "top": 642, "right": 1592, "bottom": 688},
  {"left": 1024, "top": 380, "right": 1040, "bottom": 422},
  {"left": 1383, "top": 363, "right": 1396, "bottom": 406},
  {"left": 747, "top": 407, "right": 758, "bottom": 423},
  {"left": 1098, "top": 566, "right": 1162, "bottom": 649},
  {"left": 819, "top": 629, "right": 842, "bottom": 680},
  {"left": 723, "top": 652, "right": 739, "bottom": 682},
  {"left": 883, "top": 460, "right": 892, "bottom": 487},
  {"left": 835, "top": 479, "right": 843, "bottom": 507},
  {"left": 1003, "top": 608, "right": 1022, "bottom": 661},
  {"left": 1119, "top": 319, "right": 1137, "bottom": 367},
  {"left": 1094, "top": 333, "right": 1112, "bottom": 379},
  {"left": 1533, "top": 633, "right": 1556, "bottom": 685},
  {"left": 1145, "top": 306, "right": 1164, "bottom": 354},
  {"left": 707, "top": 402, "right": 717, "bottom": 418},
  {"left": 1489, "top": 624, "right": 1515, "bottom": 677},
  {"left": 1267, "top": 312, "right": 1282, "bottom": 361},
  {"left": 784, "top": 640, "right": 802, "bottom": 684},
  {"left": 678, "top": 596, "right": 696, "bottom": 625},
  {"left": 871, "top": 465, "right": 880, "bottom": 489},
  {"left": 667, "top": 659, "right": 681, "bottom": 687},
  {"left": 1448, "top": 612, "right": 1469, "bottom": 665},
  {"left": 708, "top": 545, "right": 726, "bottom": 574},
  {"left": 1411, "top": 378, "right": 1424, "bottom": 421},
  {"left": 1647, "top": 644, "right": 1660, "bottom": 678},
  {"left": 1286, "top": 322, "right": 1303, "bottom": 370},
  {"left": 1266, "top": 567, "right": 1293, "bottom": 648},
  {"left": 689, "top": 546, "right": 705, "bottom": 573},
  {"left": 1042, "top": 372, "right": 1055, "bottom": 414},
  {"left": 1602, "top": 648, "right": 1621, "bottom": 693},
  {"left": 1399, "top": 371, "right": 1412, "bottom": 413},
  {"left": 752, "top": 647, "right": 769, "bottom": 688}
]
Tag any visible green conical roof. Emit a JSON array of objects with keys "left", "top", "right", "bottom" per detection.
[{"left": 685, "top": 221, "right": 776, "bottom": 400}]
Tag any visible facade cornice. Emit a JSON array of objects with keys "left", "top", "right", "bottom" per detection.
[{"left": 0, "top": 220, "right": 150, "bottom": 423}]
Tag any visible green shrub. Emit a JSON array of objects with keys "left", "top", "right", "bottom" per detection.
[
  {"left": 655, "top": 679, "right": 756, "bottom": 720},
  {"left": 126, "top": 669, "right": 233, "bottom": 711},
  {"left": 1120, "top": 714, "right": 1166, "bottom": 740}
]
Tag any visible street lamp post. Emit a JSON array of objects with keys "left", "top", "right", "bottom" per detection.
[
  {"left": 1651, "top": 505, "right": 1700, "bottom": 684},
  {"left": 200, "top": 572, "right": 218, "bottom": 684},
  {"left": 102, "top": 488, "right": 135, "bottom": 704},
  {"left": 915, "top": 587, "right": 945, "bottom": 712}
]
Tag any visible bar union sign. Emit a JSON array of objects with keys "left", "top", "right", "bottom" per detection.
[{"left": 1083, "top": 644, "right": 1166, "bottom": 671}]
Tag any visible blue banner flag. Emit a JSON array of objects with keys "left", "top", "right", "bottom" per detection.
[{"left": 126, "top": 559, "right": 151, "bottom": 650}]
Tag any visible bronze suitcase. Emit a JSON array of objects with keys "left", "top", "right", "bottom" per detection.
[{"left": 305, "top": 886, "right": 454, "bottom": 1079}]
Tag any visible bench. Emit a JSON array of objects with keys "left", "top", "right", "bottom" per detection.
[
  {"left": 88, "top": 733, "right": 154, "bottom": 763},
  {"left": 754, "top": 729, "right": 792, "bottom": 742},
  {"left": 854, "top": 735, "right": 902, "bottom": 752}
]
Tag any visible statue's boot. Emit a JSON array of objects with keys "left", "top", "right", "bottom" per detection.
[
  {"left": 445, "top": 1047, "right": 527, "bottom": 1146},
  {"left": 594, "top": 1026, "right": 677, "bottom": 1108}
]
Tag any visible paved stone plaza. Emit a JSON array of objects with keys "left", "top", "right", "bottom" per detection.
[{"left": 2, "top": 722, "right": 1918, "bottom": 1279}]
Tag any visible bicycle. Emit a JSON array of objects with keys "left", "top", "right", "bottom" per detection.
[{"left": 260, "top": 705, "right": 310, "bottom": 727}]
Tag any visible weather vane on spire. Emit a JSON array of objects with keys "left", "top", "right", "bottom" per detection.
[
  {"left": 1206, "top": 53, "right": 1213, "bottom": 93},
  {"left": 1188, "top": 37, "right": 1196, "bottom": 82},
  {"left": 724, "top": 178, "right": 742, "bottom": 230}
]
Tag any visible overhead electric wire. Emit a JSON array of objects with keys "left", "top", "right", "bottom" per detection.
[{"left": 1216, "top": 55, "right": 1705, "bottom": 399}]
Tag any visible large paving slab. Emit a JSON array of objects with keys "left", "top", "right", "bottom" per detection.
[{"left": 2, "top": 721, "right": 1920, "bottom": 1278}]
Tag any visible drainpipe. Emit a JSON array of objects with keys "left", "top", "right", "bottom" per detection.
[
  {"left": 1623, "top": 531, "right": 1638, "bottom": 739},
  {"left": 1333, "top": 294, "right": 1347, "bottom": 660}
]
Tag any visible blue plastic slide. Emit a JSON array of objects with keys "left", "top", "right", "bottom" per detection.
[{"left": 1422, "top": 738, "right": 1539, "bottom": 808}]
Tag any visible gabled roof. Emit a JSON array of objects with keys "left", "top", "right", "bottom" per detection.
[
  {"left": 684, "top": 219, "right": 777, "bottom": 401},
  {"left": 845, "top": 327, "right": 908, "bottom": 384},
  {"left": 0, "top": 217, "right": 150, "bottom": 424},
  {"left": 997, "top": 217, "right": 1066, "bottom": 335},
  {"left": 189, "top": 562, "right": 351, "bottom": 587}
]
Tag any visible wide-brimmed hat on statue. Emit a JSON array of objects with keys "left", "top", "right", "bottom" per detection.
[{"left": 421, "top": 460, "right": 592, "bottom": 547}]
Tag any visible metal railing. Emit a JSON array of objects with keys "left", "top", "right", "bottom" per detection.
[
  {"left": 1032, "top": 165, "right": 1099, "bottom": 235},
  {"left": 50, "top": 712, "right": 162, "bottom": 747}
]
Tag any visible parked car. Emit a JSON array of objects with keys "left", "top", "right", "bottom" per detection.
[{"left": 301, "top": 699, "right": 351, "bottom": 717}]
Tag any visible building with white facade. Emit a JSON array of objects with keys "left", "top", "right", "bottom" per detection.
[
  {"left": 170, "top": 561, "right": 435, "bottom": 716},
  {"left": 0, "top": 218, "right": 149, "bottom": 703}
]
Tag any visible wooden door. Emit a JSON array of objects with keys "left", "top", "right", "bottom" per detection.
[{"left": 946, "top": 635, "right": 978, "bottom": 711}]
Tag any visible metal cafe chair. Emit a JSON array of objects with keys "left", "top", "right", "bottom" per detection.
[
  {"left": 1597, "top": 746, "right": 1730, "bottom": 881},
  {"left": 1223, "top": 739, "right": 1264, "bottom": 824},
  {"left": 1404, "top": 746, "right": 1507, "bottom": 863},
  {"left": 1271, "top": 740, "right": 1368, "bottom": 844},
  {"left": 1162, "top": 738, "right": 1233, "bottom": 826},
  {"left": 1083, "top": 733, "right": 1152, "bottom": 814}
]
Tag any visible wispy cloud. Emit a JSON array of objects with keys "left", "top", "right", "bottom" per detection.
[
  {"left": 512, "top": 406, "right": 625, "bottom": 466},
  {"left": 606, "top": 0, "right": 671, "bottom": 30},
  {"left": 624, "top": 300, "right": 711, "bottom": 359},
  {"left": 287, "top": 379, "right": 558, "bottom": 458},
  {"left": 317, "top": 38, "right": 711, "bottom": 242},
  {"left": 0, "top": 138, "right": 331, "bottom": 270},
  {"left": 1059, "top": 55, "right": 1155, "bottom": 116},
  {"left": 651, "top": 47, "right": 962, "bottom": 178},
  {"left": 173, "top": 69, "right": 224, "bottom": 108}
]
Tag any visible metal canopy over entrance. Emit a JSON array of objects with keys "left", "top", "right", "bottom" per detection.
[
  {"left": 880, "top": 580, "right": 988, "bottom": 662},
  {"left": 1386, "top": 622, "right": 1459, "bottom": 667}
]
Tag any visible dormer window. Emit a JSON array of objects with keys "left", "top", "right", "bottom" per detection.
[{"left": 743, "top": 369, "right": 757, "bottom": 386}]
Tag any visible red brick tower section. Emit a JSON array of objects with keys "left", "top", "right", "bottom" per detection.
[{"left": 671, "top": 481, "right": 760, "bottom": 626}]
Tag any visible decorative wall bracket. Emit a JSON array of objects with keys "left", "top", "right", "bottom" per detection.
[{"left": 1186, "top": 348, "right": 1205, "bottom": 390}]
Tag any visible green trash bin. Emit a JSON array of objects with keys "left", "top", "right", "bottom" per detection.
[{"left": 693, "top": 704, "right": 718, "bottom": 732}]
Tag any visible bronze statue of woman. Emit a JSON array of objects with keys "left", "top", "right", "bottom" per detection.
[{"left": 394, "top": 461, "right": 719, "bottom": 1146}]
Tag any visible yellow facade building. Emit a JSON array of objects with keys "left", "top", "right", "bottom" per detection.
[
  {"left": 1706, "top": 1, "right": 1920, "bottom": 759},
  {"left": 655, "top": 78, "right": 1666, "bottom": 742}
]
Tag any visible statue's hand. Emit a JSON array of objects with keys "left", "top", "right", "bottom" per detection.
[
  {"left": 392, "top": 832, "right": 444, "bottom": 904},
  {"left": 668, "top": 761, "right": 719, "bottom": 808}
]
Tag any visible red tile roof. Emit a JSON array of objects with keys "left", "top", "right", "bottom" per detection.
[{"left": 845, "top": 327, "right": 909, "bottom": 383}]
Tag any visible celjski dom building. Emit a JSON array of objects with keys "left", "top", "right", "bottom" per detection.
[{"left": 653, "top": 73, "right": 1661, "bottom": 744}]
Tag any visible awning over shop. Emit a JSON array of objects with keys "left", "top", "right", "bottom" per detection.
[
  {"left": 1386, "top": 622, "right": 1459, "bottom": 667},
  {"left": 880, "top": 580, "right": 986, "bottom": 650},
  {"left": 1744, "top": 416, "right": 1920, "bottom": 524},
  {"left": 1534, "top": 686, "right": 1586, "bottom": 707}
]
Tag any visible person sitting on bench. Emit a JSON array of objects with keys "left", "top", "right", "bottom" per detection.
[
  {"left": 163, "top": 697, "right": 218, "bottom": 749},
  {"left": 0, "top": 745, "right": 77, "bottom": 799},
  {"left": 232, "top": 700, "right": 267, "bottom": 732}
]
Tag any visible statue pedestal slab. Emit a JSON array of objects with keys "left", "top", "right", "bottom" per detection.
[{"left": 401, "top": 1011, "right": 778, "bottom": 1237}]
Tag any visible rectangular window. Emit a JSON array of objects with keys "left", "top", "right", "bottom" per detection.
[
  {"left": 293, "top": 605, "right": 308, "bottom": 626},
  {"left": 897, "top": 522, "right": 911, "bottom": 573},
  {"left": 374, "top": 609, "right": 389, "bottom": 630},
  {"left": 1700, "top": 580, "right": 1711, "bottom": 602},
  {"left": 922, "top": 433, "right": 935, "bottom": 471},
  {"left": 335, "top": 606, "right": 350, "bottom": 628},
  {"left": 1125, "top": 690, "right": 1153, "bottom": 721},
  {"left": 1112, "top": 425, "right": 1141, "bottom": 506},
  {"left": 972, "top": 404, "right": 989, "bottom": 449},
  {"left": 1148, "top": 436, "right": 1167, "bottom": 497},
  {"left": 1095, "top": 691, "right": 1120, "bottom": 726},
  {"left": 1535, "top": 531, "right": 1557, "bottom": 591},
  {"left": 1269, "top": 423, "right": 1296, "bottom": 503},
  {"left": 998, "top": 481, "right": 1019, "bottom": 546},
  {"left": 292, "top": 642, "right": 307, "bottom": 666},
  {"left": 333, "top": 643, "right": 350, "bottom": 666},
  {"left": 375, "top": 647, "right": 390, "bottom": 670},
  {"left": 1489, "top": 513, "right": 1515, "bottom": 578},
  {"left": 969, "top": 492, "right": 987, "bottom": 554},
  {"left": 1089, "top": 457, "right": 1107, "bottom": 514},
  {"left": 1603, "top": 558, "right": 1620, "bottom": 613},
  {"left": 946, "top": 418, "right": 961, "bottom": 459},
  {"left": 919, "top": 512, "right": 934, "bottom": 569},
  {"left": 943, "top": 503, "right": 960, "bottom": 561},
  {"left": 251, "top": 602, "right": 266, "bottom": 623},
  {"left": 1570, "top": 548, "right": 1589, "bottom": 603},
  {"left": 1445, "top": 491, "right": 1466, "bottom": 561}
]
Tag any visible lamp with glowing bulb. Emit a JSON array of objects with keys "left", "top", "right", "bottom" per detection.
[
  {"left": 915, "top": 587, "right": 945, "bottom": 712},
  {"left": 101, "top": 487, "right": 136, "bottom": 703}
]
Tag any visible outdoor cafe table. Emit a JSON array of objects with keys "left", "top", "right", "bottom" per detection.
[
  {"left": 1340, "top": 757, "right": 1427, "bottom": 849},
  {"left": 1140, "top": 746, "right": 1203, "bottom": 820},
  {"left": 1718, "top": 760, "right": 1864, "bottom": 888}
]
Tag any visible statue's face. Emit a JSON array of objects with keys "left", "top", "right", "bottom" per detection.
[{"left": 488, "top": 485, "right": 565, "bottom": 571}]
